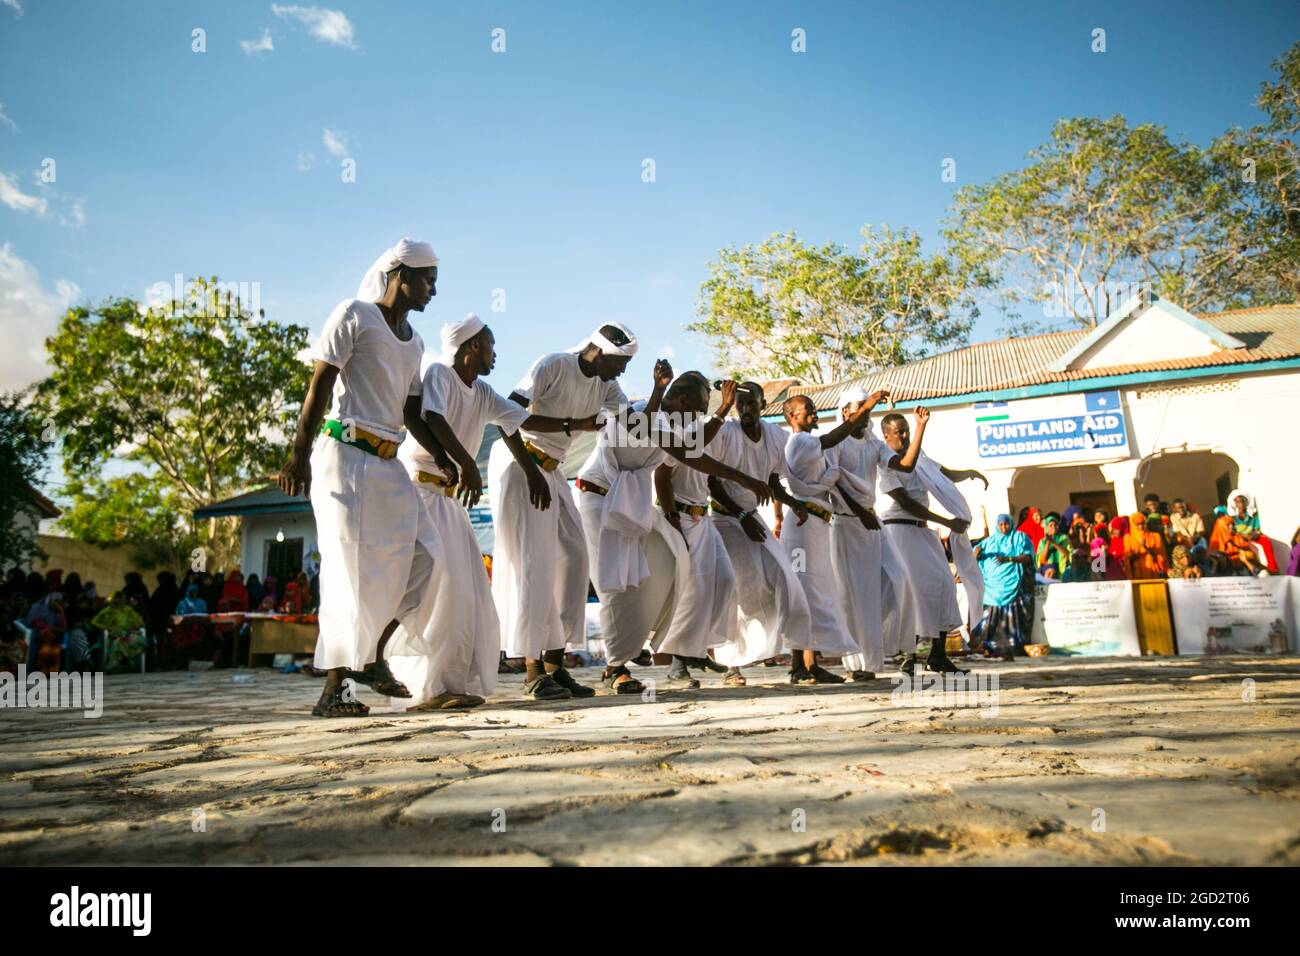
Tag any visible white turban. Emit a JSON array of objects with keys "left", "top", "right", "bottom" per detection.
[
  {"left": 570, "top": 321, "right": 638, "bottom": 357},
  {"left": 439, "top": 312, "right": 487, "bottom": 365},
  {"left": 356, "top": 238, "right": 439, "bottom": 303},
  {"left": 840, "top": 386, "right": 870, "bottom": 406}
]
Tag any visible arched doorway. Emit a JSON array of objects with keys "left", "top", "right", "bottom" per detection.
[
  {"left": 1009, "top": 463, "right": 1115, "bottom": 522},
  {"left": 1135, "top": 450, "right": 1239, "bottom": 517}
]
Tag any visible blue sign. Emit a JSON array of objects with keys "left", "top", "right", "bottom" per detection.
[{"left": 975, "top": 390, "right": 1127, "bottom": 462}]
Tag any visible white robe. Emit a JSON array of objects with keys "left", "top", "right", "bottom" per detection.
[
  {"left": 575, "top": 403, "right": 689, "bottom": 666},
  {"left": 915, "top": 452, "right": 984, "bottom": 628},
  {"left": 656, "top": 427, "right": 738, "bottom": 659},
  {"left": 826, "top": 431, "right": 894, "bottom": 672},
  {"left": 307, "top": 299, "right": 440, "bottom": 672},
  {"left": 489, "top": 352, "right": 627, "bottom": 660},
  {"left": 387, "top": 362, "right": 529, "bottom": 704},
  {"left": 878, "top": 463, "right": 962, "bottom": 648},
  {"left": 781, "top": 431, "right": 857, "bottom": 654},
  {"left": 709, "top": 420, "right": 811, "bottom": 665}
]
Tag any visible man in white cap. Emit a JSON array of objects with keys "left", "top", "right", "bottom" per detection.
[
  {"left": 877, "top": 407, "right": 986, "bottom": 675},
  {"left": 279, "top": 238, "right": 445, "bottom": 718},
  {"left": 576, "top": 369, "right": 773, "bottom": 693},
  {"left": 824, "top": 387, "right": 919, "bottom": 681},
  {"left": 488, "top": 323, "right": 640, "bottom": 700},
  {"left": 385, "top": 315, "right": 604, "bottom": 710},
  {"left": 705, "top": 382, "right": 814, "bottom": 686},
  {"left": 778, "top": 391, "right": 888, "bottom": 684}
]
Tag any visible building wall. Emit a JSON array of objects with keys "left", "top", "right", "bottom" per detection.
[
  {"left": 802, "top": 367, "right": 1300, "bottom": 548},
  {"left": 239, "top": 512, "right": 318, "bottom": 579},
  {"left": 29, "top": 534, "right": 177, "bottom": 593}
]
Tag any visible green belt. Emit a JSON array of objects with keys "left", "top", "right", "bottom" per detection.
[{"left": 321, "top": 419, "right": 401, "bottom": 459}]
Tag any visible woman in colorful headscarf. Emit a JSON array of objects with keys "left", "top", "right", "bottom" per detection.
[
  {"left": 1228, "top": 489, "right": 1278, "bottom": 574},
  {"left": 220, "top": 571, "right": 250, "bottom": 612},
  {"left": 1017, "top": 507, "right": 1045, "bottom": 549},
  {"left": 1208, "top": 511, "right": 1262, "bottom": 575},
  {"left": 1062, "top": 505, "right": 1091, "bottom": 550},
  {"left": 1034, "top": 513, "right": 1071, "bottom": 576},
  {"left": 1096, "top": 515, "right": 1130, "bottom": 580},
  {"left": 1167, "top": 544, "right": 1202, "bottom": 580},
  {"left": 1286, "top": 527, "right": 1300, "bottom": 577},
  {"left": 1127, "top": 512, "right": 1169, "bottom": 579},
  {"left": 970, "top": 514, "right": 1035, "bottom": 660},
  {"left": 90, "top": 591, "right": 147, "bottom": 673}
]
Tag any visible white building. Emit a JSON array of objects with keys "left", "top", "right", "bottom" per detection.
[{"left": 762, "top": 296, "right": 1300, "bottom": 557}]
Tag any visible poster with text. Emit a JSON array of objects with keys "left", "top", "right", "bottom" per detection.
[
  {"left": 1168, "top": 576, "right": 1294, "bottom": 655},
  {"left": 1029, "top": 580, "right": 1141, "bottom": 656}
]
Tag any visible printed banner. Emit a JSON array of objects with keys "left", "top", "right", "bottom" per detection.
[
  {"left": 973, "top": 389, "right": 1128, "bottom": 468},
  {"left": 1168, "top": 576, "right": 1295, "bottom": 655},
  {"left": 1028, "top": 580, "right": 1141, "bottom": 656}
]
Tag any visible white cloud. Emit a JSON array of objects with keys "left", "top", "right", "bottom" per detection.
[
  {"left": 271, "top": 5, "right": 354, "bottom": 48},
  {"left": 59, "top": 200, "right": 85, "bottom": 230},
  {"left": 296, "top": 150, "right": 317, "bottom": 172},
  {"left": 0, "top": 243, "right": 79, "bottom": 391},
  {"left": 0, "top": 170, "right": 47, "bottom": 215},
  {"left": 0, "top": 103, "right": 16, "bottom": 131},
  {"left": 241, "top": 29, "right": 274, "bottom": 55},
  {"left": 322, "top": 127, "right": 348, "bottom": 157},
  {"left": 1, "top": 0, "right": 22, "bottom": 19}
]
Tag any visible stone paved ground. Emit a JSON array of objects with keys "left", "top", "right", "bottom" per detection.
[{"left": 2, "top": 655, "right": 1298, "bottom": 866}]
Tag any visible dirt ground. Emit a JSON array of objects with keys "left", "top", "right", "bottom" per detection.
[{"left": 2, "top": 655, "right": 1298, "bottom": 866}]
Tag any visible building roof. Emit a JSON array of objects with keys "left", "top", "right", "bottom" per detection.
[
  {"left": 193, "top": 484, "right": 313, "bottom": 520},
  {"left": 764, "top": 301, "right": 1300, "bottom": 414},
  {"left": 24, "top": 481, "right": 61, "bottom": 519}
]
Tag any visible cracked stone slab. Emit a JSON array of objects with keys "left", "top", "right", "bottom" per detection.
[{"left": 400, "top": 769, "right": 673, "bottom": 825}]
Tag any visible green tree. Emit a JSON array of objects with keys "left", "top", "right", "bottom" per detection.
[
  {"left": 1208, "top": 40, "right": 1300, "bottom": 304},
  {"left": 944, "top": 115, "right": 1243, "bottom": 329},
  {"left": 690, "top": 226, "right": 987, "bottom": 384},
  {"left": 57, "top": 472, "right": 199, "bottom": 572},
  {"left": 0, "top": 390, "right": 50, "bottom": 568},
  {"left": 37, "top": 278, "right": 312, "bottom": 568}
]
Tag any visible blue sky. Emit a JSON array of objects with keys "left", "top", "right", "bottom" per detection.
[{"left": 2, "top": 0, "right": 1297, "bottom": 414}]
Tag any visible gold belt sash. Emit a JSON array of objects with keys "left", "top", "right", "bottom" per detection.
[
  {"left": 524, "top": 441, "right": 561, "bottom": 472},
  {"left": 416, "top": 470, "right": 457, "bottom": 496}
]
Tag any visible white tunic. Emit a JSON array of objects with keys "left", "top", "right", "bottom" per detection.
[
  {"left": 513, "top": 352, "right": 627, "bottom": 461},
  {"left": 491, "top": 352, "right": 628, "bottom": 660},
  {"left": 387, "top": 362, "right": 528, "bottom": 704},
  {"left": 575, "top": 403, "right": 689, "bottom": 665},
  {"left": 914, "top": 451, "right": 984, "bottom": 628},
  {"left": 826, "top": 432, "right": 897, "bottom": 672},
  {"left": 709, "top": 420, "right": 811, "bottom": 664},
  {"left": 308, "top": 299, "right": 440, "bottom": 671},
  {"left": 878, "top": 460, "right": 962, "bottom": 645},
  {"left": 780, "top": 431, "right": 857, "bottom": 653},
  {"left": 657, "top": 423, "right": 739, "bottom": 658}
]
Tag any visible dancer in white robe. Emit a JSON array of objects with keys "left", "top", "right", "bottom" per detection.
[
  {"left": 914, "top": 452, "right": 987, "bottom": 634},
  {"left": 877, "top": 407, "right": 980, "bottom": 676},
  {"left": 706, "top": 382, "right": 814, "bottom": 684},
  {"left": 388, "top": 315, "right": 583, "bottom": 711},
  {"left": 278, "top": 238, "right": 443, "bottom": 718},
  {"left": 654, "top": 379, "right": 742, "bottom": 687},
  {"left": 488, "top": 324, "right": 637, "bottom": 701},
  {"left": 821, "top": 388, "right": 909, "bottom": 680},
  {"left": 578, "top": 371, "right": 773, "bottom": 693},
  {"left": 778, "top": 392, "right": 888, "bottom": 684}
]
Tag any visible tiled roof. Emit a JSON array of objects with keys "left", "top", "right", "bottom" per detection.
[{"left": 764, "top": 303, "right": 1300, "bottom": 414}]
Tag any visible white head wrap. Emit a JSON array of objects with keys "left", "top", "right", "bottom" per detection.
[
  {"left": 439, "top": 313, "right": 487, "bottom": 365},
  {"left": 356, "top": 238, "right": 439, "bottom": 303},
  {"left": 570, "top": 321, "right": 638, "bottom": 357},
  {"left": 1227, "top": 488, "right": 1257, "bottom": 516},
  {"left": 840, "top": 386, "right": 870, "bottom": 406}
]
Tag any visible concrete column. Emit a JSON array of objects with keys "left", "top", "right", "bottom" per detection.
[{"left": 1101, "top": 458, "right": 1140, "bottom": 516}]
